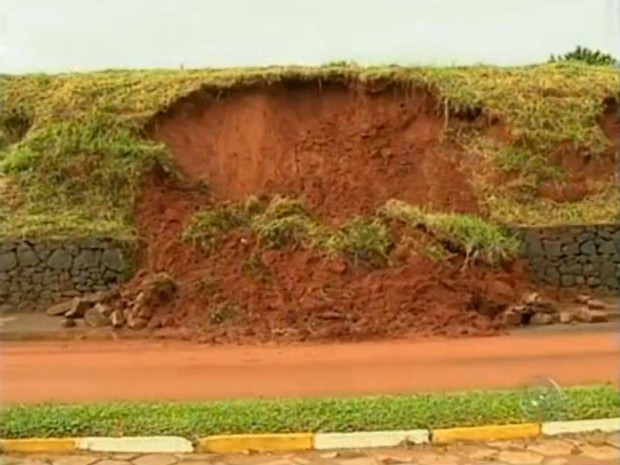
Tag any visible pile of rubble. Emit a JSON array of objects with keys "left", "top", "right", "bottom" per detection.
[
  {"left": 45, "top": 272, "right": 177, "bottom": 330},
  {"left": 46, "top": 273, "right": 611, "bottom": 332},
  {"left": 501, "top": 292, "right": 610, "bottom": 327}
]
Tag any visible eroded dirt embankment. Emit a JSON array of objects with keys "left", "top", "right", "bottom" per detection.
[
  {"left": 151, "top": 85, "right": 478, "bottom": 218},
  {"left": 113, "top": 84, "right": 613, "bottom": 344}
]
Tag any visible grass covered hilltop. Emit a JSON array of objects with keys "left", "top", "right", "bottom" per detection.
[{"left": 0, "top": 62, "right": 617, "bottom": 240}]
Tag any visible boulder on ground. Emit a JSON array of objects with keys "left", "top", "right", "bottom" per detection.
[{"left": 46, "top": 300, "right": 73, "bottom": 317}]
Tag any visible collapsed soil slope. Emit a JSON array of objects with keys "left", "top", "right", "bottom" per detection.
[
  {"left": 130, "top": 179, "right": 528, "bottom": 343},
  {"left": 117, "top": 86, "right": 542, "bottom": 343},
  {"left": 2, "top": 66, "right": 615, "bottom": 342}
]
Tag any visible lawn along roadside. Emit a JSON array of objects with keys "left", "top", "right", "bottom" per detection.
[{"left": 1, "top": 385, "right": 617, "bottom": 443}]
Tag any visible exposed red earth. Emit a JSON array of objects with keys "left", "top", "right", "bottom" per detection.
[{"left": 1, "top": 331, "right": 617, "bottom": 404}]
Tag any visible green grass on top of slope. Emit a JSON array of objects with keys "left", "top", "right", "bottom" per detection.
[
  {"left": 0, "top": 62, "right": 617, "bottom": 239},
  {"left": 0, "top": 385, "right": 617, "bottom": 439}
]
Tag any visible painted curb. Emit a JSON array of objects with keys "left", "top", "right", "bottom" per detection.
[
  {"left": 77, "top": 436, "right": 194, "bottom": 453},
  {"left": 197, "top": 433, "right": 314, "bottom": 453},
  {"left": 542, "top": 418, "right": 620, "bottom": 436},
  {"left": 431, "top": 423, "right": 540, "bottom": 444},
  {"left": 315, "top": 430, "right": 430, "bottom": 450},
  {"left": 2, "top": 418, "right": 619, "bottom": 454},
  {"left": 0, "top": 438, "right": 77, "bottom": 453}
]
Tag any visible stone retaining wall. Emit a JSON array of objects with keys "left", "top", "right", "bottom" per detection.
[
  {"left": 0, "top": 238, "right": 132, "bottom": 312},
  {"left": 515, "top": 224, "right": 620, "bottom": 290},
  {"left": 1, "top": 225, "right": 618, "bottom": 312}
]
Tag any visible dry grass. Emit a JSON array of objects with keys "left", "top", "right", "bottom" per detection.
[{"left": 0, "top": 63, "right": 617, "bottom": 238}]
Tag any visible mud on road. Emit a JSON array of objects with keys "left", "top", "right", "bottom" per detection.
[{"left": 1, "top": 331, "right": 617, "bottom": 404}]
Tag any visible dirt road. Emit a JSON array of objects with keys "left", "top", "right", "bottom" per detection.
[{"left": 1, "top": 331, "right": 617, "bottom": 404}]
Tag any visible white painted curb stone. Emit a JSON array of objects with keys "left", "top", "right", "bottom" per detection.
[
  {"left": 542, "top": 418, "right": 620, "bottom": 436},
  {"left": 314, "top": 430, "right": 430, "bottom": 450},
  {"left": 77, "top": 436, "right": 194, "bottom": 453}
]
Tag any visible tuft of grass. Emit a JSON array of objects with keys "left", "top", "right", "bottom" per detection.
[
  {"left": 182, "top": 203, "right": 252, "bottom": 250},
  {"left": 380, "top": 200, "right": 520, "bottom": 265},
  {"left": 0, "top": 385, "right": 616, "bottom": 439},
  {"left": 251, "top": 197, "right": 321, "bottom": 249},
  {"left": 0, "top": 63, "right": 617, "bottom": 238},
  {"left": 326, "top": 217, "right": 393, "bottom": 267}
]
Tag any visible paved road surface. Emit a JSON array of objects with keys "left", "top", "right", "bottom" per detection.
[
  {"left": 1, "top": 331, "right": 617, "bottom": 404},
  {"left": 3, "top": 434, "right": 620, "bottom": 465}
]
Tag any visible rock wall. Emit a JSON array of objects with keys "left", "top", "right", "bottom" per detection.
[
  {"left": 1, "top": 225, "right": 618, "bottom": 312},
  {"left": 515, "top": 224, "right": 620, "bottom": 291},
  {"left": 0, "top": 238, "right": 132, "bottom": 312}
]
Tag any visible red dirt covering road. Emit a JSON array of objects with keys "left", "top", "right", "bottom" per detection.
[{"left": 1, "top": 331, "right": 617, "bottom": 404}]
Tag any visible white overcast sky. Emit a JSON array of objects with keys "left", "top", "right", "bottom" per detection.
[{"left": 1, "top": 0, "right": 619, "bottom": 73}]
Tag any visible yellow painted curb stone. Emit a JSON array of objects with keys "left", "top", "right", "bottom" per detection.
[
  {"left": 0, "top": 438, "right": 77, "bottom": 453},
  {"left": 432, "top": 423, "right": 540, "bottom": 444},
  {"left": 198, "top": 433, "right": 314, "bottom": 453}
]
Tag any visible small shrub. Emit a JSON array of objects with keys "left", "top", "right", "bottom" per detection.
[{"left": 549, "top": 46, "right": 618, "bottom": 66}]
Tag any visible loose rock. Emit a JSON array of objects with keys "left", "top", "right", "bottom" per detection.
[
  {"left": 46, "top": 300, "right": 74, "bottom": 317},
  {"left": 65, "top": 297, "right": 95, "bottom": 319},
  {"left": 559, "top": 311, "right": 574, "bottom": 324},
  {"left": 523, "top": 292, "right": 540, "bottom": 305},
  {"left": 587, "top": 298, "right": 605, "bottom": 310},
  {"left": 127, "top": 316, "right": 149, "bottom": 330},
  {"left": 575, "top": 294, "right": 590, "bottom": 304},
  {"left": 588, "top": 310, "right": 609, "bottom": 323},
  {"left": 530, "top": 313, "right": 553, "bottom": 325},
  {"left": 502, "top": 310, "right": 522, "bottom": 327},
  {"left": 84, "top": 304, "right": 111, "bottom": 327},
  {"left": 576, "top": 308, "right": 608, "bottom": 323},
  {"left": 110, "top": 309, "right": 125, "bottom": 328}
]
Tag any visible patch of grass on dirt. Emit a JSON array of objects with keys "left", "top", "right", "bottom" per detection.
[
  {"left": 326, "top": 217, "right": 394, "bottom": 267},
  {"left": 0, "top": 63, "right": 617, "bottom": 238},
  {"left": 484, "top": 186, "right": 620, "bottom": 226},
  {"left": 380, "top": 200, "right": 519, "bottom": 265},
  {"left": 184, "top": 196, "right": 323, "bottom": 251},
  {"left": 182, "top": 203, "right": 252, "bottom": 250},
  {"left": 185, "top": 197, "right": 521, "bottom": 267},
  {"left": 0, "top": 385, "right": 616, "bottom": 439},
  {"left": 251, "top": 197, "right": 322, "bottom": 249}
]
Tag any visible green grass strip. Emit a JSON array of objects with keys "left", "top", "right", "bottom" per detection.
[{"left": 0, "top": 386, "right": 617, "bottom": 439}]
